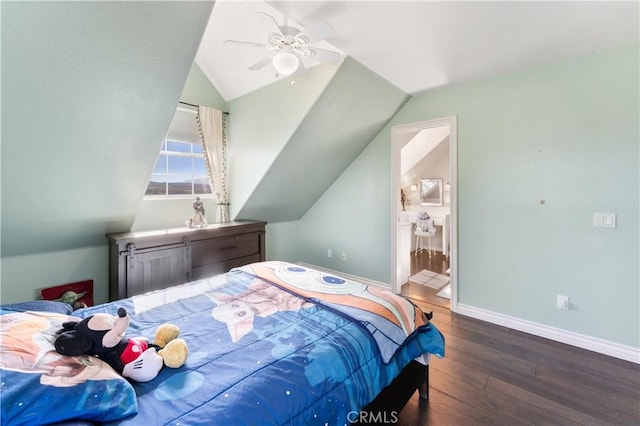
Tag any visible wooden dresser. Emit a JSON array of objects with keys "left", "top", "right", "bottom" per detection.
[{"left": 106, "top": 221, "right": 266, "bottom": 300}]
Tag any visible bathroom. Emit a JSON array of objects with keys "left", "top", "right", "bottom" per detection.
[{"left": 399, "top": 124, "right": 451, "bottom": 302}]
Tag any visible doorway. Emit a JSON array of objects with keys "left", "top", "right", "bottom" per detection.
[{"left": 390, "top": 116, "right": 457, "bottom": 312}]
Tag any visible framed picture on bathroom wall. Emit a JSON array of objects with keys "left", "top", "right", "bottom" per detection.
[{"left": 420, "top": 178, "right": 443, "bottom": 206}]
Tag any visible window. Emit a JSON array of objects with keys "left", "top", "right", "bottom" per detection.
[{"left": 145, "top": 107, "right": 213, "bottom": 197}]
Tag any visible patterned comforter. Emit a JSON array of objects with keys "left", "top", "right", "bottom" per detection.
[{"left": 2, "top": 262, "right": 445, "bottom": 426}]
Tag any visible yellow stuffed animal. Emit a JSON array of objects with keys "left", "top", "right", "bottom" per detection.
[{"left": 154, "top": 324, "right": 188, "bottom": 368}]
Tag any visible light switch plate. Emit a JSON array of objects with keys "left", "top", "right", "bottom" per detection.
[
  {"left": 557, "top": 295, "right": 569, "bottom": 310},
  {"left": 593, "top": 212, "right": 616, "bottom": 228}
]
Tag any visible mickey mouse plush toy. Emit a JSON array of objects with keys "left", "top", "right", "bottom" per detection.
[{"left": 54, "top": 307, "right": 188, "bottom": 382}]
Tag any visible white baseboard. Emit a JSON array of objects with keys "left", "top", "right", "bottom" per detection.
[
  {"left": 295, "top": 263, "right": 639, "bottom": 364},
  {"left": 457, "top": 304, "right": 640, "bottom": 364},
  {"left": 296, "top": 262, "right": 391, "bottom": 290}
]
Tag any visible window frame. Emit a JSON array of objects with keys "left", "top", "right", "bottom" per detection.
[{"left": 144, "top": 138, "right": 214, "bottom": 200}]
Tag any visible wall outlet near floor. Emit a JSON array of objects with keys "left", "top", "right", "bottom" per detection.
[
  {"left": 327, "top": 249, "right": 332, "bottom": 258},
  {"left": 556, "top": 295, "right": 570, "bottom": 310},
  {"left": 341, "top": 252, "right": 347, "bottom": 261}
]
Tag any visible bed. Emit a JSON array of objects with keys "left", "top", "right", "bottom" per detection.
[{"left": 1, "top": 261, "right": 445, "bottom": 425}]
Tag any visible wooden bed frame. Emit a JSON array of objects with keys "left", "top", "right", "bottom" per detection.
[
  {"left": 362, "top": 316, "right": 433, "bottom": 418},
  {"left": 360, "top": 310, "right": 433, "bottom": 419},
  {"left": 363, "top": 360, "right": 428, "bottom": 414}
]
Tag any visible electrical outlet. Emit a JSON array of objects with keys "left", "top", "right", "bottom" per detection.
[
  {"left": 593, "top": 212, "right": 616, "bottom": 228},
  {"left": 341, "top": 252, "right": 347, "bottom": 261},
  {"left": 327, "top": 249, "right": 332, "bottom": 258},
  {"left": 556, "top": 295, "right": 569, "bottom": 311}
]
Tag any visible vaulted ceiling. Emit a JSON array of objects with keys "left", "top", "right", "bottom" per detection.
[
  {"left": 197, "top": 0, "right": 638, "bottom": 224},
  {"left": 197, "top": 0, "right": 638, "bottom": 101}
]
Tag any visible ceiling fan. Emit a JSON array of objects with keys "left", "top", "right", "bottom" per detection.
[{"left": 224, "top": 12, "right": 342, "bottom": 76}]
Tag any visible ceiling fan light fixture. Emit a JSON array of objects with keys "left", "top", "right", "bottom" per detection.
[
  {"left": 272, "top": 51, "right": 299, "bottom": 76},
  {"left": 295, "top": 35, "right": 310, "bottom": 45}
]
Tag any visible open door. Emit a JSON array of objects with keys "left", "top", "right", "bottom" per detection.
[{"left": 390, "top": 116, "right": 458, "bottom": 312}]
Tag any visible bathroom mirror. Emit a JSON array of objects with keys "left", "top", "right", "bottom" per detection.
[{"left": 420, "top": 178, "right": 443, "bottom": 206}]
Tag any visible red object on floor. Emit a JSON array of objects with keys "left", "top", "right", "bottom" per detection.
[{"left": 41, "top": 280, "right": 94, "bottom": 308}]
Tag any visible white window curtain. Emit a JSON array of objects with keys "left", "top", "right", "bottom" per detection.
[{"left": 197, "top": 106, "right": 229, "bottom": 223}]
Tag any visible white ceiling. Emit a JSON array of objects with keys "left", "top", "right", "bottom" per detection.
[
  {"left": 401, "top": 126, "right": 449, "bottom": 175},
  {"left": 196, "top": 0, "right": 639, "bottom": 102}
]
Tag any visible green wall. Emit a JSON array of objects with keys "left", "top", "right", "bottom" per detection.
[
  {"left": 298, "top": 128, "right": 392, "bottom": 280},
  {"left": 1, "top": 247, "right": 110, "bottom": 305},
  {"left": 226, "top": 63, "right": 340, "bottom": 221},
  {"left": 2, "top": 1, "right": 636, "bottom": 353},
  {"left": 1, "top": 2, "right": 213, "bottom": 304},
  {"left": 181, "top": 62, "right": 228, "bottom": 112},
  {"left": 235, "top": 58, "right": 409, "bottom": 223},
  {"left": 265, "top": 222, "right": 301, "bottom": 262},
  {"left": 298, "top": 44, "right": 640, "bottom": 348},
  {"left": 132, "top": 62, "right": 228, "bottom": 232}
]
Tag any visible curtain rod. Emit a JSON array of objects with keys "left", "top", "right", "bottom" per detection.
[{"left": 179, "top": 101, "right": 228, "bottom": 115}]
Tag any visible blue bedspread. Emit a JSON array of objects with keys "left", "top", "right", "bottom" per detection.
[
  {"left": 0, "top": 310, "right": 138, "bottom": 425},
  {"left": 70, "top": 264, "right": 445, "bottom": 425}
]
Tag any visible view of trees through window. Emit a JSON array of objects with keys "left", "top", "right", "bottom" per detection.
[{"left": 145, "top": 140, "right": 212, "bottom": 196}]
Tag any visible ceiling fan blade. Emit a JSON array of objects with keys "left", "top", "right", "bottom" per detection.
[
  {"left": 296, "top": 47, "right": 342, "bottom": 65},
  {"left": 295, "top": 22, "right": 334, "bottom": 45},
  {"left": 248, "top": 55, "right": 275, "bottom": 71},
  {"left": 224, "top": 40, "right": 269, "bottom": 49},
  {"left": 255, "top": 12, "right": 283, "bottom": 36}
]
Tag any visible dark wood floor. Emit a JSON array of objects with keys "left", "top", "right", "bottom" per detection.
[
  {"left": 395, "top": 251, "right": 640, "bottom": 425},
  {"left": 403, "top": 250, "right": 451, "bottom": 310},
  {"left": 408, "top": 249, "right": 450, "bottom": 277}
]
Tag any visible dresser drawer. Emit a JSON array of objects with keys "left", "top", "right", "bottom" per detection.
[
  {"left": 191, "top": 254, "right": 262, "bottom": 281},
  {"left": 191, "top": 232, "right": 260, "bottom": 267},
  {"left": 107, "top": 221, "right": 265, "bottom": 301}
]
